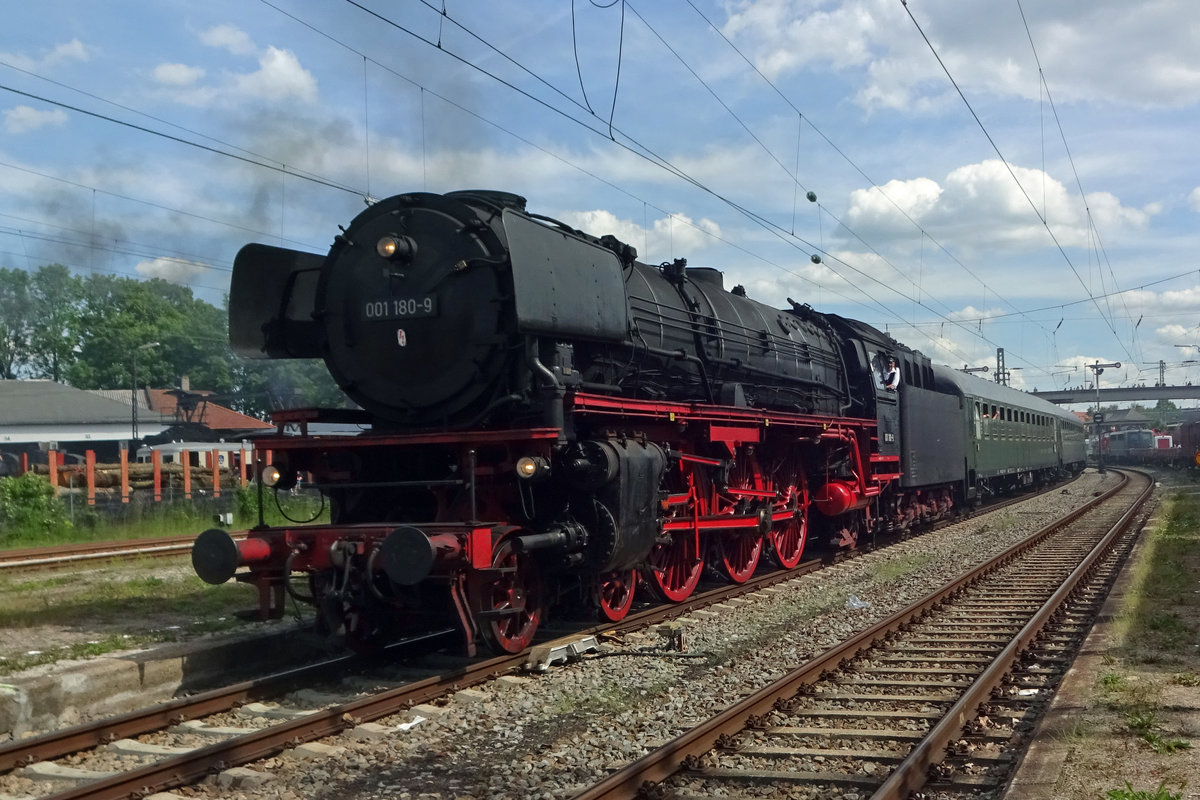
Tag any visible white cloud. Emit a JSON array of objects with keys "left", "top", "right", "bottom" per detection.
[
  {"left": 44, "top": 39, "right": 90, "bottom": 67},
  {"left": 650, "top": 213, "right": 723, "bottom": 256},
  {"left": 152, "top": 63, "right": 205, "bottom": 86},
  {"left": 134, "top": 256, "right": 210, "bottom": 284},
  {"left": 231, "top": 47, "right": 318, "bottom": 104},
  {"left": 161, "top": 46, "right": 318, "bottom": 108},
  {"left": 200, "top": 24, "right": 256, "bottom": 56},
  {"left": 843, "top": 159, "right": 1153, "bottom": 253},
  {"left": 0, "top": 39, "right": 90, "bottom": 72},
  {"left": 723, "top": 0, "right": 888, "bottom": 78},
  {"left": 946, "top": 304, "right": 1006, "bottom": 322},
  {"left": 1189, "top": 187, "right": 1200, "bottom": 213},
  {"left": 844, "top": 177, "right": 942, "bottom": 235},
  {"left": 723, "top": 0, "right": 1200, "bottom": 110},
  {"left": 3, "top": 105, "right": 68, "bottom": 134},
  {"left": 553, "top": 209, "right": 722, "bottom": 264}
]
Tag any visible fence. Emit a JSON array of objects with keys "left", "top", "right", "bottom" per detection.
[{"left": 31, "top": 447, "right": 252, "bottom": 506}]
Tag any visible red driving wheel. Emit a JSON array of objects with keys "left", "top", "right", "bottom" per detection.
[
  {"left": 712, "top": 455, "right": 766, "bottom": 584},
  {"left": 476, "top": 537, "right": 544, "bottom": 654},
  {"left": 644, "top": 469, "right": 705, "bottom": 603},
  {"left": 769, "top": 473, "right": 809, "bottom": 569},
  {"left": 593, "top": 569, "right": 637, "bottom": 622}
]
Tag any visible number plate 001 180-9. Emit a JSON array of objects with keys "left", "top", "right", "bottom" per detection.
[{"left": 363, "top": 297, "right": 438, "bottom": 320}]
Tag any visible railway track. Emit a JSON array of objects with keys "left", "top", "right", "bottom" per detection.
[
  {"left": 0, "top": 547, "right": 830, "bottom": 799},
  {"left": 0, "top": 533, "right": 248, "bottom": 573},
  {"left": 0, "top": 474, "right": 1112, "bottom": 799},
  {"left": 571, "top": 469, "right": 1152, "bottom": 800}
]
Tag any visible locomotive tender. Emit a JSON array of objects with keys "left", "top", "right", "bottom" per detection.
[{"left": 192, "top": 190, "right": 1086, "bottom": 654}]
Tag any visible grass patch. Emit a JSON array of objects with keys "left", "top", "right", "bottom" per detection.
[
  {"left": 2, "top": 633, "right": 163, "bottom": 673},
  {"left": 1051, "top": 716, "right": 1096, "bottom": 744},
  {"left": 1115, "top": 492, "right": 1200, "bottom": 659},
  {"left": 1099, "top": 671, "right": 1129, "bottom": 692},
  {"left": 1097, "top": 669, "right": 1162, "bottom": 714},
  {"left": 547, "top": 674, "right": 676, "bottom": 717},
  {"left": 871, "top": 551, "right": 934, "bottom": 583},
  {"left": 1106, "top": 781, "right": 1184, "bottom": 800},
  {"left": 0, "top": 561, "right": 259, "bottom": 675},
  {"left": 0, "top": 569, "right": 254, "bottom": 629},
  {"left": 979, "top": 511, "right": 1020, "bottom": 533},
  {"left": 703, "top": 592, "right": 849, "bottom": 667}
]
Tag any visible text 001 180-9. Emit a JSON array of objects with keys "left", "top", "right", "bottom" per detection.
[{"left": 363, "top": 296, "right": 438, "bottom": 320}]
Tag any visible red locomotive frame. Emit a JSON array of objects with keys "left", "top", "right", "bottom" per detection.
[{"left": 215, "top": 391, "right": 900, "bottom": 655}]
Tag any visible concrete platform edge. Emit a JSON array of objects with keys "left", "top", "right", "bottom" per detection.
[{"left": 0, "top": 623, "right": 332, "bottom": 738}]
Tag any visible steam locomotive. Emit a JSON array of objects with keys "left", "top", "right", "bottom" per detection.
[{"left": 192, "top": 190, "right": 1086, "bottom": 655}]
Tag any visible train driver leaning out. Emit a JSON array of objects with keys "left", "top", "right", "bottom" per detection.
[{"left": 883, "top": 357, "right": 901, "bottom": 392}]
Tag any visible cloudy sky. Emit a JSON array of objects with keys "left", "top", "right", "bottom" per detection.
[{"left": 2, "top": 0, "right": 1199, "bottom": 402}]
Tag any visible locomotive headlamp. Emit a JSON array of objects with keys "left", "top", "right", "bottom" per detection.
[
  {"left": 515, "top": 456, "right": 550, "bottom": 480},
  {"left": 376, "top": 236, "right": 400, "bottom": 258},
  {"left": 376, "top": 234, "right": 417, "bottom": 261},
  {"left": 261, "top": 464, "right": 282, "bottom": 487}
]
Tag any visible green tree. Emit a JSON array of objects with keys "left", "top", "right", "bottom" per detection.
[
  {"left": 66, "top": 275, "right": 172, "bottom": 389},
  {"left": 229, "top": 357, "right": 344, "bottom": 419},
  {"left": 1151, "top": 398, "right": 1178, "bottom": 431},
  {"left": 8, "top": 263, "right": 344, "bottom": 419},
  {"left": 28, "top": 264, "right": 85, "bottom": 382},
  {"left": 65, "top": 275, "right": 233, "bottom": 395},
  {"left": 0, "top": 267, "right": 32, "bottom": 379}
]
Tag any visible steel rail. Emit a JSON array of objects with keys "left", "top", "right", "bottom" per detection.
[
  {"left": 31, "top": 656, "right": 522, "bottom": 800},
  {"left": 0, "top": 532, "right": 249, "bottom": 571},
  {"left": 870, "top": 471, "right": 1151, "bottom": 799},
  {"left": 570, "top": 470, "right": 1141, "bottom": 800},
  {"left": 0, "top": 555, "right": 825, "bottom": 780},
  {"left": 0, "top": 652, "right": 364, "bottom": 774},
  {"left": 26, "top": 559, "right": 833, "bottom": 800}
]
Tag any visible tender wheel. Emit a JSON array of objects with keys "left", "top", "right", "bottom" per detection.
[
  {"left": 476, "top": 538, "right": 544, "bottom": 654},
  {"left": 770, "top": 476, "right": 808, "bottom": 569},
  {"left": 593, "top": 569, "right": 637, "bottom": 623}
]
